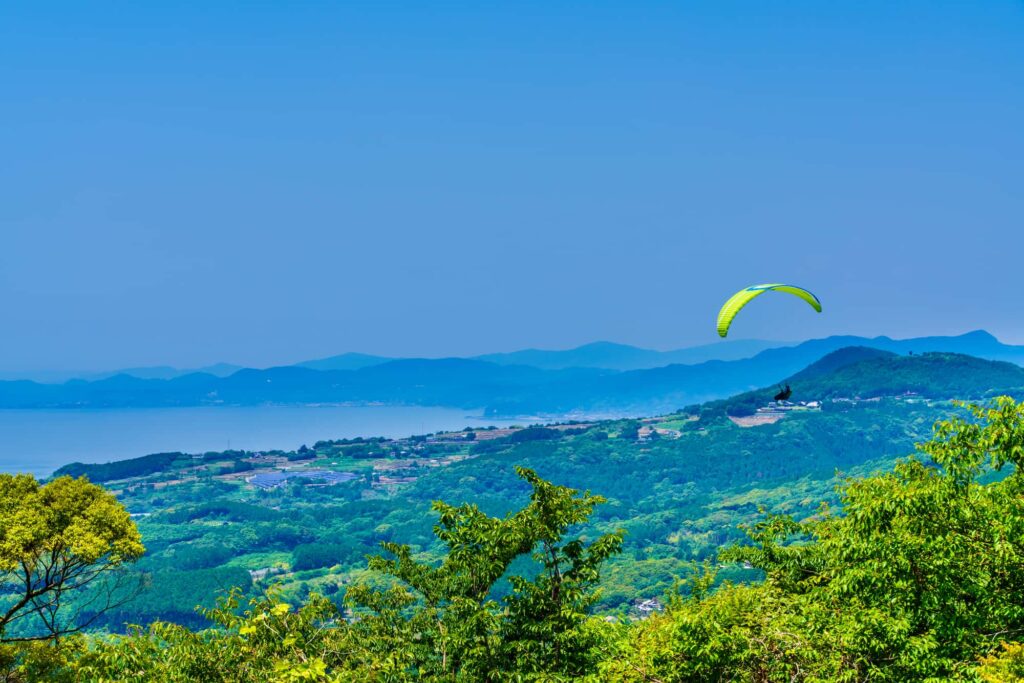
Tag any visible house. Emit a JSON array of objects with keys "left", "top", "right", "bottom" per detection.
[{"left": 633, "top": 598, "right": 663, "bottom": 616}]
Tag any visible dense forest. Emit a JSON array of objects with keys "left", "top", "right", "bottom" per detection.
[{"left": 2, "top": 351, "right": 1023, "bottom": 679}]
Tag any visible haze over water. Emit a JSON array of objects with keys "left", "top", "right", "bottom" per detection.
[{"left": 0, "top": 406, "right": 521, "bottom": 478}]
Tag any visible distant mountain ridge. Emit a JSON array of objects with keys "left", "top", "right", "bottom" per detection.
[
  {"left": 0, "top": 363, "right": 244, "bottom": 384},
  {"left": 294, "top": 352, "right": 394, "bottom": 372},
  {"left": 2, "top": 339, "right": 787, "bottom": 383},
  {"left": 483, "top": 330, "right": 1024, "bottom": 414},
  {"left": 473, "top": 339, "right": 785, "bottom": 370},
  {"left": 1, "top": 331, "right": 1022, "bottom": 415},
  {"left": 84, "top": 362, "right": 245, "bottom": 381},
  {"left": 12, "top": 330, "right": 1019, "bottom": 384}
]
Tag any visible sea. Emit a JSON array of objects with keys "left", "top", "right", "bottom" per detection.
[{"left": 0, "top": 405, "right": 524, "bottom": 477}]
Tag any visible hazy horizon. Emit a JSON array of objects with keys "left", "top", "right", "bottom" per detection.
[
  {"left": 5, "top": 334, "right": 785, "bottom": 376},
  {"left": 0, "top": 328, "right": 1010, "bottom": 378}
]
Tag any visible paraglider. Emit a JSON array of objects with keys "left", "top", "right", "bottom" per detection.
[{"left": 716, "top": 283, "right": 821, "bottom": 338}]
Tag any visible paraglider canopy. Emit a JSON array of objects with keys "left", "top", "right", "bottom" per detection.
[{"left": 717, "top": 283, "right": 821, "bottom": 338}]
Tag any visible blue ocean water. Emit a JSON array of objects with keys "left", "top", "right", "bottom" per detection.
[{"left": 0, "top": 405, "right": 520, "bottom": 477}]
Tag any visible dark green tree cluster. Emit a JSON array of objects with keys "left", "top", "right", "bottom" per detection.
[{"left": 53, "top": 452, "right": 188, "bottom": 483}]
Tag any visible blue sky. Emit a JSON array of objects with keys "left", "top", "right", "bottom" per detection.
[{"left": 2, "top": 2, "right": 1022, "bottom": 371}]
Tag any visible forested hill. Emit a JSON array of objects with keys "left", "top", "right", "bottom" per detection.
[
  {"left": 702, "top": 348, "right": 1024, "bottom": 418},
  {"left": 798, "top": 350, "right": 1024, "bottom": 398}
]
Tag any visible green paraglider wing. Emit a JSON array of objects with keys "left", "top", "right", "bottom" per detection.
[{"left": 717, "top": 283, "right": 821, "bottom": 338}]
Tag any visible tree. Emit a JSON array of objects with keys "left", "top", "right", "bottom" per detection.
[
  {"left": 498, "top": 469, "right": 624, "bottom": 677},
  {"left": 0, "top": 475, "right": 145, "bottom": 642},
  {"left": 618, "top": 420, "right": 640, "bottom": 441},
  {"left": 341, "top": 466, "right": 623, "bottom": 681}
]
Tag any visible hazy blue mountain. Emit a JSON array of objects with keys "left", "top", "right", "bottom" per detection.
[
  {"left": 2, "top": 331, "right": 1023, "bottom": 415},
  {"left": 0, "top": 363, "right": 245, "bottom": 384},
  {"left": 606, "top": 331, "right": 1024, "bottom": 405},
  {"left": 16, "top": 330, "right": 1012, "bottom": 386},
  {"left": 0, "top": 359, "right": 610, "bottom": 411},
  {"left": 0, "top": 370, "right": 87, "bottom": 383},
  {"left": 474, "top": 339, "right": 785, "bottom": 370},
  {"left": 291, "top": 339, "right": 784, "bottom": 373},
  {"left": 294, "top": 352, "right": 393, "bottom": 372},
  {"left": 483, "top": 331, "right": 1024, "bottom": 414},
  {"left": 851, "top": 329, "right": 1024, "bottom": 363},
  {"left": 83, "top": 362, "right": 245, "bottom": 381}
]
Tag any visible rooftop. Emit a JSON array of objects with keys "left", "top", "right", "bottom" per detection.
[{"left": 248, "top": 469, "right": 359, "bottom": 489}]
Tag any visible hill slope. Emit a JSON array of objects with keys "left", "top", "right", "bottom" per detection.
[
  {"left": 701, "top": 348, "right": 1024, "bottom": 418},
  {"left": 69, "top": 346, "right": 1008, "bottom": 629}
]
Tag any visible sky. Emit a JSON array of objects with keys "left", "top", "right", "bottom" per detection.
[{"left": 1, "top": 1, "right": 1022, "bottom": 372}]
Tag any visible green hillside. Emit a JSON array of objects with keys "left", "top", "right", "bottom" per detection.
[
  {"left": 6, "top": 352, "right": 1024, "bottom": 679},
  {"left": 55, "top": 399, "right": 932, "bottom": 633},
  {"left": 701, "top": 348, "right": 1024, "bottom": 419},
  {"left": 43, "top": 349, "right": 1024, "bottom": 632},
  {"left": 797, "top": 349, "right": 1024, "bottom": 398},
  {"left": 8, "top": 398, "right": 1024, "bottom": 680}
]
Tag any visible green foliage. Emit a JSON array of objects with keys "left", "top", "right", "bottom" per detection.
[
  {"left": 600, "top": 573, "right": 833, "bottom": 681},
  {"left": 0, "top": 474, "right": 145, "bottom": 641},
  {"left": 53, "top": 452, "right": 187, "bottom": 483},
  {"left": 978, "top": 642, "right": 1024, "bottom": 682},
  {"left": 342, "top": 466, "right": 624, "bottom": 680},
  {"left": 617, "top": 419, "right": 640, "bottom": 440},
  {"left": 607, "top": 397, "right": 1024, "bottom": 681},
  {"left": 809, "top": 352, "right": 1024, "bottom": 400},
  {"left": 292, "top": 541, "right": 362, "bottom": 571},
  {"left": 77, "top": 397, "right": 942, "bottom": 635},
  {"left": 86, "top": 567, "right": 253, "bottom": 631},
  {"left": 66, "top": 589, "right": 341, "bottom": 683},
  {"left": 160, "top": 500, "right": 284, "bottom": 524},
  {"left": 7, "top": 400, "right": 1024, "bottom": 680},
  {"left": 8, "top": 468, "right": 621, "bottom": 681}
]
